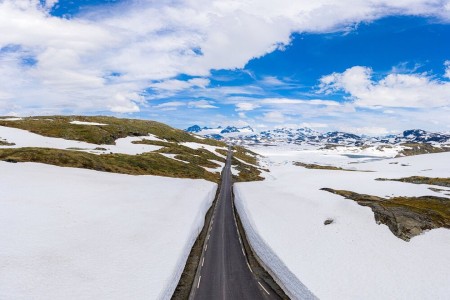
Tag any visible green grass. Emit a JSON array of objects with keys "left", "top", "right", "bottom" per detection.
[
  {"left": 397, "top": 143, "right": 450, "bottom": 157},
  {"left": 0, "top": 116, "right": 273, "bottom": 183},
  {"left": 215, "top": 146, "right": 264, "bottom": 182},
  {"left": 231, "top": 157, "right": 264, "bottom": 182},
  {"left": 231, "top": 146, "right": 259, "bottom": 165},
  {"left": 0, "top": 147, "right": 220, "bottom": 182},
  {"left": 134, "top": 139, "right": 225, "bottom": 167},
  {"left": 376, "top": 176, "right": 450, "bottom": 188},
  {"left": 0, "top": 116, "right": 226, "bottom": 146},
  {"left": 321, "top": 187, "right": 450, "bottom": 240}
]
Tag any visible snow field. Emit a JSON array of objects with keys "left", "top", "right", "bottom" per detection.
[
  {"left": 0, "top": 162, "right": 217, "bottom": 300},
  {"left": 234, "top": 147, "right": 450, "bottom": 300}
]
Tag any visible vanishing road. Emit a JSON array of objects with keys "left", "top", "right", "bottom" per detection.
[{"left": 189, "top": 148, "right": 282, "bottom": 300}]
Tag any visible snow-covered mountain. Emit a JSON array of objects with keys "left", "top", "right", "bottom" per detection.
[
  {"left": 185, "top": 125, "right": 450, "bottom": 148},
  {"left": 186, "top": 124, "right": 254, "bottom": 139}
]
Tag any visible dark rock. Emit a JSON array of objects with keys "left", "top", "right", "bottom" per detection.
[
  {"left": 324, "top": 219, "right": 334, "bottom": 225},
  {"left": 4, "top": 159, "right": 17, "bottom": 163}
]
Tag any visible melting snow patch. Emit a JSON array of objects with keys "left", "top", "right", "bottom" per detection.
[
  {"left": 69, "top": 121, "right": 108, "bottom": 126},
  {"left": 0, "top": 126, "right": 161, "bottom": 155},
  {"left": 0, "top": 117, "right": 23, "bottom": 121}
]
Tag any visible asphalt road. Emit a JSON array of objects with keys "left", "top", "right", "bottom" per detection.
[{"left": 189, "top": 148, "right": 281, "bottom": 300}]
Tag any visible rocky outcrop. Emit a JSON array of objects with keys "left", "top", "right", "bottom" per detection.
[{"left": 321, "top": 188, "right": 450, "bottom": 241}]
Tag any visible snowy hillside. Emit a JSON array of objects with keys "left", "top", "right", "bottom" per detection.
[
  {"left": 0, "top": 162, "right": 217, "bottom": 300},
  {"left": 234, "top": 145, "right": 450, "bottom": 299},
  {"left": 0, "top": 116, "right": 226, "bottom": 299}
]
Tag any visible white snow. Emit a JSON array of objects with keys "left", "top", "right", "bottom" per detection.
[
  {"left": 0, "top": 117, "right": 23, "bottom": 121},
  {"left": 202, "top": 160, "right": 225, "bottom": 174},
  {"left": 234, "top": 146, "right": 450, "bottom": 300},
  {"left": 231, "top": 165, "right": 240, "bottom": 176},
  {"left": 139, "top": 133, "right": 165, "bottom": 142},
  {"left": 0, "top": 126, "right": 162, "bottom": 155},
  {"left": 69, "top": 121, "right": 107, "bottom": 126},
  {"left": 0, "top": 162, "right": 217, "bottom": 300}
]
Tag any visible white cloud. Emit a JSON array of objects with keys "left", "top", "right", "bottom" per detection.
[
  {"left": 238, "top": 112, "right": 247, "bottom": 118},
  {"left": 299, "top": 122, "right": 329, "bottom": 129},
  {"left": 0, "top": 0, "right": 449, "bottom": 115},
  {"left": 338, "top": 126, "right": 390, "bottom": 136},
  {"left": 319, "top": 64, "right": 450, "bottom": 107},
  {"left": 153, "top": 101, "right": 186, "bottom": 111},
  {"left": 260, "top": 76, "right": 285, "bottom": 86},
  {"left": 445, "top": 60, "right": 450, "bottom": 79},
  {"left": 44, "top": 0, "right": 58, "bottom": 9},
  {"left": 262, "top": 111, "right": 285, "bottom": 123},
  {"left": 260, "top": 98, "right": 340, "bottom": 106},
  {"left": 235, "top": 102, "right": 260, "bottom": 111},
  {"left": 187, "top": 100, "right": 217, "bottom": 109},
  {"left": 150, "top": 78, "right": 210, "bottom": 91}
]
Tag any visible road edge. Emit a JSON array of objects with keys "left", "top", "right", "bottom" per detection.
[{"left": 170, "top": 179, "right": 222, "bottom": 300}]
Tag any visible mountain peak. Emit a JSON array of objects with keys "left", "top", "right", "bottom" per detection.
[{"left": 185, "top": 125, "right": 202, "bottom": 133}]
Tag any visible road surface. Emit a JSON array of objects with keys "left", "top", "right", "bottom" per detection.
[{"left": 189, "top": 148, "right": 282, "bottom": 300}]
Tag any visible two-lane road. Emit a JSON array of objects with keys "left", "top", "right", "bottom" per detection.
[{"left": 189, "top": 148, "right": 282, "bottom": 300}]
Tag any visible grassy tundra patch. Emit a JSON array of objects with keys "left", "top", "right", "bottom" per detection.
[
  {"left": 0, "top": 147, "right": 220, "bottom": 182},
  {"left": 321, "top": 188, "right": 450, "bottom": 241},
  {"left": 230, "top": 157, "right": 264, "bottom": 182},
  {"left": 231, "top": 146, "right": 259, "bottom": 165},
  {"left": 0, "top": 116, "right": 268, "bottom": 183},
  {"left": 0, "top": 116, "right": 226, "bottom": 147},
  {"left": 293, "top": 162, "right": 372, "bottom": 172},
  {"left": 134, "top": 139, "right": 225, "bottom": 167},
  {"left": 376, "top": 176, "right": 450, "bottom": 188},
  {"left": 214, "top": 147, "right": 264, "bottom": 182},
  {"left": 294, "top": 162, "right": 350, "bottom": 171},
  {"left": 397, "top": 143, "right": 450, "bottom": 157}
]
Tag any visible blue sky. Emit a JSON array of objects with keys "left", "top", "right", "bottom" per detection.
[{"left": 1, "top": 0, "right": 450, "bottom": 134}]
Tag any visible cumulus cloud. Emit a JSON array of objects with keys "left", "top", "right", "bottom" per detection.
[
  {"left": 0, "top": 0, "right": 449, "bottom": 115},
  {"left": 319, "top": 64, "right": 450, "bottom": 107},
  {"left": 445, "top": 60, "right": 450, "bottom": 79},
  {"left": 187, "top": 100, "right": 217, "bottom": 109},
  {"left": 44, "top": 0, "right": 58, "bottom": 9}
]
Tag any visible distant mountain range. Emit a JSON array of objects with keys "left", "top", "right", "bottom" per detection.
[
  {"left": 185, "top": 125, "right": 254, "bottom": 139},
  {"left": 185, "top": 125, "right": 450, "bottom": 147}
]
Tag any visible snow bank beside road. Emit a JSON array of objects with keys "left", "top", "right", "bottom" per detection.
[
  {"left": 235, "top": 148, "right": 450, "bottom": 300},
  {"left": 0, "top": 162, "right": 217, "bottom": 300},
  {"left": 234, "top": 188, "right": 317, "bottom": 300}
]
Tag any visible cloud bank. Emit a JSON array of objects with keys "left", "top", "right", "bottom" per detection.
[
  {"left": 319, "top": 64, "right": 450, "bottom": 108},
  {"left": 1, "top": 0, "right": 449, "bottom": 116}
]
